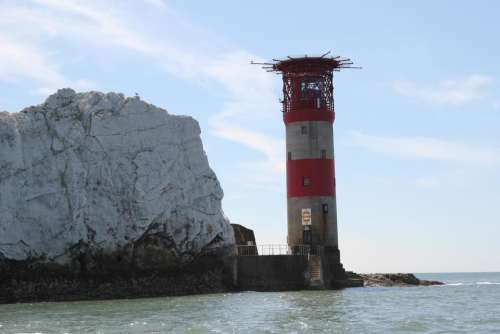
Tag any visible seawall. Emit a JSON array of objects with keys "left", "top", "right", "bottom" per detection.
[
  {"left": 0, "top": 255, "right": 235, "bottom": 304},
  {"left": 236, "top": 255, "right": 310, "bottom": 291}
]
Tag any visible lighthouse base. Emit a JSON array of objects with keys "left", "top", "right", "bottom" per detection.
[
  {"left": 319, "top": 247, "right": 361, "bottom": 288},
  {"left": 232, "top": 246, "right": 363, "bottom": 291}
]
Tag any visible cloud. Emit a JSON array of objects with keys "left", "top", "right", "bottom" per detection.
[
  {"left": 0, "top": 2, "right": 110, "bottom": 92},
  {"left": 392, "top": 74, "right": 494, "bottom": 105},
  {"left": 31, "top": 0, "right": 162, "bottom": 54},
  {"left": 143, "top": 0, "right": 167, "bottom": 8},
  {"left": 0, "top": 33, "right": 65, "bottom": 85},
  {"left": 30, "top": 79, "right": 97, "bottom": 96},
  {"left": 197, "top": 57, "right": 285, "bottom": 189},
  {"left": 349, "top": 131, "right": 500, "bottom": 165},
  {"left": 204, "top": 51, "right": 276, "bottom": 101},
  {"left": 204, "top": 51, "right": 284, "bottom": 186},
  {"left": 0, "top": 0, "right": 285, "bottom": 190},
  {"left": 415, "top": 176, "right": 439, "bottom": 189},
  {"left": 0, "top": 31, "right": 97, "bottom": 95},
  {"left": 210, "top": 119, "right": 284, "bottom": 173}
]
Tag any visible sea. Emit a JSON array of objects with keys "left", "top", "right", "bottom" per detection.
[{"left": 0, "top": 272, "right": 499, "bottom": 334}]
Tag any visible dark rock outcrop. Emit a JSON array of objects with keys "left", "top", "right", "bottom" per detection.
[
  {"left": 231, "top": 224, "right": 257, "bottom": 256},
  {"left": 355, "top": 273, "right": 444, "bottom": 287},
  {"left": 231, "top": 224, "right": 256, "bottom": 246}
]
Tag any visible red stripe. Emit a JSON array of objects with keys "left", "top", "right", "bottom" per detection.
[
  {"left": 283, "top": 110, "right": 334, "bottom": 124},
  {"left": 287, "top": 159, "right": 336, "bottom": 197}
]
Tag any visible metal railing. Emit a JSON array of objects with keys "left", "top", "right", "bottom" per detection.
[{"left": 237, "top": 244, "right": 324, "bottom": 257}]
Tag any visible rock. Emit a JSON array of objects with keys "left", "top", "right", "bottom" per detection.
[
  {"left": 359, "top": 273, "right": 444, "bottom": 287},
  {"left": 231, "top": 224, "right": 256, "bottom": 246},
  {"left": 0, "top": 89, "right": 235, "bottom": 273},
  {"left": 231, "top": 224, "right": 257, "bottom": 256}
]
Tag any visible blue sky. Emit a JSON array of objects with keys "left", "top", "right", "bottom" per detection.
[{"left": 1, "top": 0, "right": 499, "bottom": 273}]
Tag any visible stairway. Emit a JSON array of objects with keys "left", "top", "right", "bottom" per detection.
[{"left": 308, "top": 255, "right": 324, "bottom": 289}]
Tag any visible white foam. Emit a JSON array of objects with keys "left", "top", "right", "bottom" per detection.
[{"left": 444, "top": 282, "right": 500, "bottom": 286}]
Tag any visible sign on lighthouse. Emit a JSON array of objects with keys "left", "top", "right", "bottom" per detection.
[{"left": 301, "top": 208, "right": 312, "bottom": 226}]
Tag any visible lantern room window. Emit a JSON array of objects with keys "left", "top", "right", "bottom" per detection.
[
  {"left": 300, "top": 77, "right": 322, "bottom": 100},
  {"left": 298, "top": 76, "right": 325, "bottom": 110}
]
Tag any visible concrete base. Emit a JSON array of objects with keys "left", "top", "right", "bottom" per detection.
[
  {"left": 235, "top": 255, "right": 309, "bottom": 291},
  {"left": 233, "top": 250, "right": 360, "bottom": 291},
  {"left": 320, "top": 247, "right": 349, "bottom": 289}
]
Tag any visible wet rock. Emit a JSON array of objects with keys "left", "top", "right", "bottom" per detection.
[{"left": 359, "top": 273, "right": 444, "bottom": 287}]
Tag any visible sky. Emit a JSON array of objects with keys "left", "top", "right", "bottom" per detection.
[{"left": 1, "top": 0, "right": 499, "bottom": 273}]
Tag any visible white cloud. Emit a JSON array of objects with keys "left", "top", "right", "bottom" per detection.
[
  {"left": 0, "top": 33, "right": 65, "bottom": 85},
  {"left": 392, "top": 74, "right": 494, "bottom": 105},
  {"left": 204, "top": 51, "right": 284, "bottom": 187},
  {"left": 0, "top": 1, "right": 112, "bottom": 92},
  {"left": 30, "top": 79, "right": 97, "bottom": 96},
  {"left": 415, "top": 176, "right": 439, "bottom": 189},
  {"left": 31, "top": 0, "right": 162, "bottom": 54},
  {"left": 349, "top": 131, "right": 500, "bottom": 165},
  {"left": 143, "top": 0, "right": 167, "bottom": 8},
  {"left": 204, "top": 51, "right": 276, "bottom": 102},
  {"left": 0, "top": 0, "right": 284, "bottom": 190},
  {"left": 210, "top": 119, "right": 284, "bottom": 173}
]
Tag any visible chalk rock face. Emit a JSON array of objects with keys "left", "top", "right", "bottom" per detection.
[{"left": 0, "top": 89, "right": 234, "bottom": 269}]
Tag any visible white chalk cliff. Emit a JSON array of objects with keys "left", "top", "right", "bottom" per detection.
[{"left": 0, "top": 89, "right": 234, "bottom": 268}]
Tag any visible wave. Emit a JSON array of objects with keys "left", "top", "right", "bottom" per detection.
[{"left": 444, "top": 282, "right": 500, "bottom": 286}]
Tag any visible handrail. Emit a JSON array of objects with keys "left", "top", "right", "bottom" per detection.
[{"left": 237, "top": 244, "right": 324, "bottom": 256}]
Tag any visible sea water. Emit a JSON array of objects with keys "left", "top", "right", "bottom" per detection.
[{"left": 0, "top": 272, "right": 499, "bottom": 333}]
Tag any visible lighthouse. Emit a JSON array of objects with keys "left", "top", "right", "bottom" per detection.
[{"left": 254, "top": 54, "right": 357, "bottom": 281}]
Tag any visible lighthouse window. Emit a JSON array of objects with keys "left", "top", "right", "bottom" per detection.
[
  {"left": 301, "top": 126, "right": 308, "bottom": 135},
  {"left": 287, "top": 152, "right": 292, "bottom": 160},
  {"left": 300, "top": 80, "right": 321, "bottom": 92},
  {"left": 307, "top": 82, "right": 320, "bottom": 91},
  {"left": 303, "top": 176, "right": 310, "bottom": 186},
  {"left": 321, "top": 149, "right": 326, "bottom": 159},
  {"left": 300, "top": 77, "right": 322, "bottom": 99}
]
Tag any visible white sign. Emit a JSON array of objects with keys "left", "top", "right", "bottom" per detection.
[{"left": 301, "top": 208, "right": 312, "bottom": 226}]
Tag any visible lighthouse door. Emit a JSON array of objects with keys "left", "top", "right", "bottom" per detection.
[
  {"left": 303, "top": 226, "right": 312, "bottom": 245},
  {"left": 301, "top": 208, "right": 312, "bottom": 245}
]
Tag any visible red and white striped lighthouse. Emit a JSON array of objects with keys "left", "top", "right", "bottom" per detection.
[{"left": 255, "top": 54, "right": 357, "bottom": 264}]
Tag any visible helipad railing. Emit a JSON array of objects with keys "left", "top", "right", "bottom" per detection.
[{"left": 237, "top": 244, "right": 324, "bottom": 256}]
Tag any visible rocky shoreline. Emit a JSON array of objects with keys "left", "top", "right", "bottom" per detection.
[
  {"left": 351, "top": 273, "right": 444, "bottom": 287},
  {"left": 1, "top": 270, "right": 232, "bottom": 304},
  {"left": 0, "top": 256, "right": 234, "bottom": 304}
]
